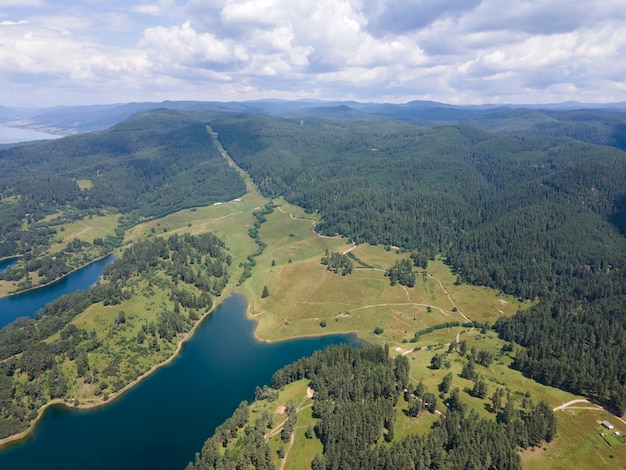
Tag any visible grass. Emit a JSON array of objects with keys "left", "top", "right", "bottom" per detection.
[
  {"left": 74, "top": 179, "right": 93, "bottom": 190},
  {"left": 49, "top": 213, "right": 119, "bottom": 247},
  {"left": 600, "top": 430, "right": 625, "bottom": 447},
  {"left": 521, "top": 409, "right": 626, "bottom": 469},
  {"left": 244, "top": 213, "right": 526, "bottom": 344}
]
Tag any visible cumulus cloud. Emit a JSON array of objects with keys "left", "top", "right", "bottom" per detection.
[
  {"left": 1, "top": 0, "right": 626, "bottom": 106},
  {"left": 363, "top": 0, "right": 483, "bottom": 36}
]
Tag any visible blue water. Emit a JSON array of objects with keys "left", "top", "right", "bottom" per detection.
[
  {"left": 0, "top": 257, "right": 17, "bottom": 274},
  {"left": 0, "top": 255, "right": 116, "bottom": 329},
  {"left": 0, "top": 294, "right": 357, "bottom": 469}
]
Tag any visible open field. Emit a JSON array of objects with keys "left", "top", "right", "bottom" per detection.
[
  {"left": 521, "top": 408, "right": 626, "bottom": 469},
  {"left": 50, "top": 212, "right": 120, "bottom": 247},
  {"left": 242, "top": 205, "right": 527, "bottom": 344}
]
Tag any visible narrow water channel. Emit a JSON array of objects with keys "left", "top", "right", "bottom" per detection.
[{"left": 0, "top": 255, "right": 116, "bottom": 329}]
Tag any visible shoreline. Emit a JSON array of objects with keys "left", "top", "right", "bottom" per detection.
[
  {"left": 0, "top": 285, "right": 236, "bottom": 449},
  {"left": 0, "top": 286, "right": 364, "bottom": 448},
  {"left": 0, "top": 252, "right": 117, "bottom": 299},
  {"left": 246, "top": 302, "right": 366, "bottom": 347}
]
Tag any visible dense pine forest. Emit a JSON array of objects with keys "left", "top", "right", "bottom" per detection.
[
  {"left": 188, "top": 345, "right": 557, "bottom": 469},
  {"left": 210, "top": 111, "right": 626, "bottom": 414},
  {"left": 0, "top": 110, "right": 245, "bottom": 286}
]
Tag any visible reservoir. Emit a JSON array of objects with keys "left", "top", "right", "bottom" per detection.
[
  {"left": 0, "top": 255, "right": 116, "bottom": 329},
  {"left": 0, "top": 126, "right": 61, "bottom": 144},
  {"left": 0, "top": 294, "right": 358, "bottom": 469}
]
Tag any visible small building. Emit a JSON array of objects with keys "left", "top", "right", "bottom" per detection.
[{"left": 602, "top": 420, "right": 615, "bottom": 430}]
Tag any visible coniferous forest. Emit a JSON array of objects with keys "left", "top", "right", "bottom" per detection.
[
  {"left": 188, "top": 345, "right": 557, "bottom": 469},
  {"left": 210, "top": 111, "right": 626, "bottom": 414},
  {"left": 1, "top": 102, "right": 626, "bottom": 465},
  {"left": 0, "top": 233, "right": 230, "bottom": 439}
]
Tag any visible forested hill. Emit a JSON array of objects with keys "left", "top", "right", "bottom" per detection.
[
  {"left": 0, "top": 110, "right": 245, "bottom": 216},
  {"left": 211, "top": 112, "right": 626, "bottom": 413},
  {"left": 0, "top": 110, "right": 246, "bottom": 259},
  {"left": 188, "top": 345, "right": 557, "bottom": 469},
  {"left": 211, "top": 113, "right": 626, "bottom": 299}
]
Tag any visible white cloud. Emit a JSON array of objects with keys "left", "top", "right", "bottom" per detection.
[{"left": 1, "top": 0, "right": 626, "bottom": 106}]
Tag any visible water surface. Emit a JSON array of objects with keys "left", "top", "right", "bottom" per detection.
[
  {"left": 0, "top": 126, "right": 61, "bottom": 144},
  {"left": 0, "top": 294, "right": 358, "bottom": 470},
  {"left": 0, "top": 255, "right": 116, "bottom": 329}
]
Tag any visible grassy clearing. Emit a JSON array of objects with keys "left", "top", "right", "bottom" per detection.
[
  {"left": 244, "top": 211, "right": 526, "bottom": 344},
  {"left": 74, "top": 179, "right": 93, "bottom": 190},
  {"left": 397, "top": 328, "right": 626, "bottom": 468},
  {"left": 600, "top": 429, "right": 625, "bottom": 447},
  {"left": 50, "top": 213, "right": 120, "bottom": 247},
  {"left": 521, "top": 409, "right": 626, "bottom": 469},
  {"left": 427, "top": 258, "right": 530, "bottom": 323},
  {"left": 48, "top": 214, "right": 120, "bottom": 253},
  {"left": 0, "top": 280, "right": 17, "bottom": 296}
]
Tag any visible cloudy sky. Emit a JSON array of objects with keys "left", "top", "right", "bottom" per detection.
[{"left": 1, "top": 0, "right": 626, "bottom": 107}]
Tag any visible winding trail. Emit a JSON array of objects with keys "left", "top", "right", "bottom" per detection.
[
  {"left": 553, "top": 399, "right": 626, "bottom": 426},
  {"left": 426, "top": 274, "right": 472, "bottom": 323},
  {"left": 276, "top": 206, "right": 341, "bottom": 239}
]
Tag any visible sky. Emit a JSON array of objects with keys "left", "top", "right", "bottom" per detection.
[{"left": 1, "top": 0, "right": 626, "bottom": 107}]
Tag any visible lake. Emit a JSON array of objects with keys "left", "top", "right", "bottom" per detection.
[
  {"left": 0, "top": 288, "right": 358, "bottom": 469},
  {"left": 0, "top": 255, "right": 116, "bottom": 329},
  {"left": 0, "top": 126, "right": 61, "bottom": 144}
]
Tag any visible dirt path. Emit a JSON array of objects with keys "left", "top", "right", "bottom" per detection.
[
  {"left": 279, "top": 433, "right": 295, "bottom": 470},
  {"left": 401, "top": 285, "right": 469, "bottom": 322},
  {"left": 426, "top": 274, "right": 472, "bottom": 323},
  {"left": 553, "top": 399, "right": 626, "bottom": 426},
  {"left": 276, "top": 206, "right": 340, "bottom": 239},
  {"left": 342, "top": 244, "right": 357, "bottom": 255},
  {"left": 553, "top": 399, "right": 594, "bottom": 411}
]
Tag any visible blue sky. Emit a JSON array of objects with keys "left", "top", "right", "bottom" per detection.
[{"left": 1, "top": 0, "right": 626, "bottom": 107}]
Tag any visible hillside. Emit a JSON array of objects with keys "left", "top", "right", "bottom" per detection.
[
  {"left": 0, "top": 104, "right": 625, "bottom": 467},
  {"left": 211, "top": 112, "right": 626, "bottom": 413},
  {"left": 0, "top": 109, "right": 246, "bottom": 290}
]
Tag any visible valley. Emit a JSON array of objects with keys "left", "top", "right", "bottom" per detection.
[{"left": 0, "top": 102, "right": 625, "bottom": 468}]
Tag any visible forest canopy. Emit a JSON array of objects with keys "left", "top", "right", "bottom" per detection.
[{"left": 211, "top": 112, "right": 626, "bottom": 412}]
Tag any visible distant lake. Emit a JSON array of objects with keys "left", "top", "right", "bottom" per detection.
[
  {"left": 0, "top": 255, "right": 116, "bottom": 329},
  {"left": 0, "top": 294, "right": 359, "bottom": 470},
  {"left": 0, "top": 126, "right": 62, "bottom": 144}
]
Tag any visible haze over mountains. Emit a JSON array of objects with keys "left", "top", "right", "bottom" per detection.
[{"left": 3, "top": 99, "right": 626, "bottom": 140}]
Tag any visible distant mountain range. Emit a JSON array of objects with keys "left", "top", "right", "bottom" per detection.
[{"left": 2, "top": 99, "right": 626, "bottom": 138}]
